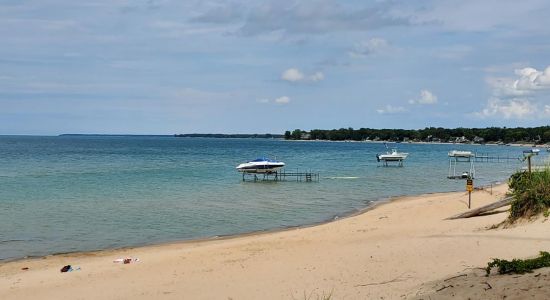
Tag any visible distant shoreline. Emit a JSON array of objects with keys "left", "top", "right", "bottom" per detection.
[
  {"left": 57, "top": 133, "right": 284, "bottom": 139},
  {"left": 283, "top": 138, "right": 546, "bottom": 148}
]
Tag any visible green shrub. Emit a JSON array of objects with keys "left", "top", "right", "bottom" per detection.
[
  {"left": 486, "top": 251, "right": 550, "bottom": 275},
  {"left": 508, "top": 168, "right": 550, "bottom": 221}
]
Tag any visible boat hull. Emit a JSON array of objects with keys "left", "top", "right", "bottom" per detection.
[
  {"left": 377, "top": 154, "right": 408, "bottom": 161},
  {"left": 236, "top": 160, "right": 285, "bottom": 173}
]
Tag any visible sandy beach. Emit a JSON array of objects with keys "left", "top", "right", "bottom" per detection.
[{"left": 1, "top": 183, "right": 549, "bottom": 299}]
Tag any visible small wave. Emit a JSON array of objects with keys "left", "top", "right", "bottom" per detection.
[
  {"left": 323, "top": 176, "right": 360, "bottom": 179},
  {"left": 0, "top": 239, "right": 28, "bottom": 244}
]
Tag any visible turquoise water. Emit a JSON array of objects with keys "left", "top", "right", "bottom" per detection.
[{"left": 0, "top": 136, "right": 546, "bottom": 261}]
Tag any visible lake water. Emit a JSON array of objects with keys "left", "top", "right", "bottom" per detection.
[{"left": 0, "top": 136, "right": 546, "bottom": 261}]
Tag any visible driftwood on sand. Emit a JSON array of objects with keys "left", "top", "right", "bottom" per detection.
[{"left": 447, "top": 197, "right": 513, "bottom": 220}]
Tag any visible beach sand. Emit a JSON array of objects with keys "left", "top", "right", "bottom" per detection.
[{"left": 1, "top": 184, "right": 549, "bottom": 299}]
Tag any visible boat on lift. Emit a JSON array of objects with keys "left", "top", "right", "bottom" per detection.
[
  {"left": 236, "top": 158, "right": 285, "bottom": 173},
  {"left": 376, "top": 148, "right": 409, "bottom": 162},
  {"left": 448, "top": 150, "right": 474, "bottom": 158}
]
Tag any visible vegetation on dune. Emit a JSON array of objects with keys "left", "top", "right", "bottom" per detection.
[
  {"left": 486, "top": 251, "right": 550, "bottom": 275},
  {"left": 508, "top": 168, "right": 550, "bottom": 221}
]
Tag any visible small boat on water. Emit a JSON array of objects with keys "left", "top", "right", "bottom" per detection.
[
  {"left": 523, "top": 148, "right": 540, "bottom": 155},
  {"left": 448, "top": 150, "right": 474, "bottom": 157},
  {"left": 236, "top": 158, "right": 285, "bottom": 173},
  {"left": 376, "top": 148, "right": 409, "bottom": 162}
]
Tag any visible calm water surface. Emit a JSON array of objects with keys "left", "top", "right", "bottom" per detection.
[{"left": 0, "top": 136, "right": 547, "bottom": 260}]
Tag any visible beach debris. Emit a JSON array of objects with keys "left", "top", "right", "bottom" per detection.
[
  {"left": 447, "top": 196, "right": 513, "bottom": 220},
  {"left": 60, "top": 265, "right": 81, "bottom": 273},
  {"left": 354, "top": 272, "right": 411, "bottom": 287},
  {"left": 21, "top": 267, "right": 29, "bottom": 271},
  {"left": 113, "top": 257, "right": 140, "bottom": 264},
  {"left": 436, "top": 285, "right": 453, "bottom": 292},
  {"left": 444, "top": 274, "right": 467, "bottom": 281}
]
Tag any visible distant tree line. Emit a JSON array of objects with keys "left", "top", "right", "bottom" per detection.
[
  {"left": 284, "top": 126, "right": 550, "bottom": 144},
  {"left": 175, "top": 133, "right": 284, "bottom": 139}
]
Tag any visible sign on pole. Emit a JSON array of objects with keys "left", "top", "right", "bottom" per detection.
[{"left": 466, "top": 178, "right": 473, "bottom": 208}]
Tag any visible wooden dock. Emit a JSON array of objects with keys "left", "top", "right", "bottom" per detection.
[
  {"left": 473, "top": 153, "right": 520, "bottom": 162},
  {"left": 241, "top": 170, "right": 320, "bottom": 182}
]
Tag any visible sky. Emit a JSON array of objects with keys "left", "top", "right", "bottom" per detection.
[{"left": 1, "top": 0, "right": 550, "bottom": 135}]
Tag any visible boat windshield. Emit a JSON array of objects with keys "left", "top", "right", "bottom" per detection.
[{"left": 250, "top": 158, "right": 277, "bottom": 162}]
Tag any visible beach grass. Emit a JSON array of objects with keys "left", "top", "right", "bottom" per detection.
[
  {"left": 486, "top": 251, "right": 550, "bottom": 275},
  {"left": 508, "top": 167, "right": 550, "bottom": 221}
]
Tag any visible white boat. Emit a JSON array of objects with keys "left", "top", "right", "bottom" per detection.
[
  {"left": 236, "top": 158, "right": 285, "bottom": 173},
  {"left": 376, "top": 148, "right": 409, "bottom": 162},
  {"left": 448, "top": 150, "right": 474, "bottom": 157},
  {"left": 523, "top": 148, "right": 540, "bottom": 154}
]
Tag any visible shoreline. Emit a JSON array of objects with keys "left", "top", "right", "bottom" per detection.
[
  {"left": 284, "top": 138, "right": 547, "bottom": 148},
  {"left": 5, "top": 181, "right": 549, "bottom": 299},
  {"left": 0, "top": 182, "right": 503, "bottom": 264}
]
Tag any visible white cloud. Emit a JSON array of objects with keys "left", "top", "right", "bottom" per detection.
[
  {"left": 281, "top": 68, "right": 304, "bottom": 82},
  {"left": 274, "top": 96, "right": 290, "bottom": 104},
  {"left": 514, "top": 66, "right": 550, "bottom": 90},
  {"left": 409, "top": 89, "right": 438, "bottom": 105},
  {"left": 477, "top": 98, "right": 537, "bottom": 119},
  {"left": 485, "top": 66, "right": 550, "bottom": 98},
  {"left": 281, "top": 68, "right": 324, "bottom": 83},
  {"left": 476, "top": 65, "right": 550, "bottom": 119},
  {"left": 349, "top": 38, "right": 389, "bottom": 58},
  {"left": 376, "top": 104, "right": 406, "bottom": 114},
  {"left": 259, "top": 96, "right": 291, "bottom": 104},
  {"left": 310, "top": 71, "right": 324, "bottom": 82}
]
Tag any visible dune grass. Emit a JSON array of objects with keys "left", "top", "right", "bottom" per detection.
[
  {"left": 486, "top": 251, "right": 550, "bottom": 275},
  {"left": 508, "top": 168, "right": 550, "bottom": 221}
]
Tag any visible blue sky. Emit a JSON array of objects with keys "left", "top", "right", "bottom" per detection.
[{"left": 1, "top": 0, "right": 550, "bottom": 135}]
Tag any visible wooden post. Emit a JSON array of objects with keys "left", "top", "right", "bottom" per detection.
[
  {"left": 528, "top": 156, "right": 532, "bottom": 174},
  {"left": 466, "top": 178, "right": 473, "bottom": 209}
]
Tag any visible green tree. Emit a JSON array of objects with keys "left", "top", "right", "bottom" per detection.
[{"left": 284, "top": 131, "right": 291, "bottom": 140}]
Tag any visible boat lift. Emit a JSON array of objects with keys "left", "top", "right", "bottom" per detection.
[
  {"left": 448, "top": 150, "right": 476, "bottom": 179},
  {"left": 241, "top": 169, "right": 319, "bottom": 182}
]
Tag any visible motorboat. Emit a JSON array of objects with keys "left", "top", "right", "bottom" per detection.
[
  {"left": 236, "top": 158, "right": 285, "bottom": 173},
  {"left": 523, "top": 148, "right": 540, "bottom": 155},
  {"left": 376, "top": 148, "right": 409, "bottom": 162},
  {"left": 448, "top": 150, "right": 474, "bottom": 157}
]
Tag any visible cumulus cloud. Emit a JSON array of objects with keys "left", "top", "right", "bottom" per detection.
[
  {"left": 477, "top": 98, "right": 538, "bottom": 119},
  {"left": 309, "top": 71, "right": 324, "bottom": 82},
  {"left": 408, "top": 89, "right": 438, "bottom": 105},
  {"left": 514, "top": 67, "right": 550, "bottom": 90},
  {"left": 281, "top": 68, "right": 324, "bottom": 83},
  {"left": 376, "top": 105, "right": 406, "bottom": 114},
  {"left": 476, "top": 65, "right": 550, "bottom": 119},
  {"left": 259, "top": 96, "right": 291, "bottom": 104},
  {"left": 274, "top": 96, "right": 290, "bottom": 104},
  {"left": 349, "top": 38, "right": 389, "bottom": 57}
]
